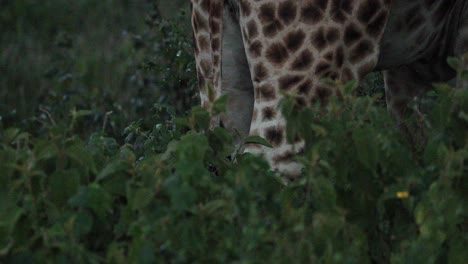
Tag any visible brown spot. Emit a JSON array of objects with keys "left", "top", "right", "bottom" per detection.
[
  {"left": 367, "top": 10, "right": 388, "bottom": 37},
  {"left": 259, "top": 3, "right": 283, "bottom": 37},
  {"left": 239, "top": 0, "right": 252, "bottom": 17},
  {"left": 316, "top": 0, "right": 329, "bottom": 10},
  {"left": 285, "top": 30, "right": 306, "bottom": 52},
  {"left": 273, "top": 151, "right": 295, "bottom": 163},
  {"left": 349, "top": 40, "right": 374, "bottom": 63},
  {"left": 278, "top": 1, "right": 297, "bottom": 24},
  {"left": 200, "top": 0, "right": 210, "bottom": 12},
  {"left": 311, "top": 27, "right": 327, "bottom": 49},
  {"left": 357, "top": 62, "right": 375, "bottom": 79},
  {"left": 357, "top": 0, "right": 381, "bottom": 24},
  {"left": 253, "top": 63, "right": 268, "bottom": 82},
  {"left": 324, "top": 51, "right": 334, "bottom": 61},
  {"left": 249, "top": 41, "right": 263, "bottom": 57},
  {"left": 342, "top": 67, "right": 354, "bottom": 82},
  {"left": 301, "top": 3, "right": 323, "bottom": 24},
  {"left": 193, "top": 9, "right": 208, "bottom": 32},
  {"left": 315, "top": 61, "right": 332, "bottom": 77},
  {"left": 335, "top": 46, "right": 344, "bottom": 67},
  {"left": 197, "top": 35, "right": 210, "bottom": 51},
  {"left": 326, "top": 27, "right": 340, "bottom": 43},
  {"left": 247, "top": 20, "right": 259, "bottom": 39},
  {"left": 210, "top": 1, "right": 223, "bottom": 18},
  {"left": 259, "top": 3, "right": 276, "bottom": 23},
  {"left": 213, "top": 54, "right": 220, "bottom": 66},
  {"left": 295, "top": 96, "right": 307, "bottom": 109},
  {"left": 211, "top": 37, "right": 220, "bottom": 51},
  {"left": 266, "top": 43, "right": 289, "bottom": 65},
  {"left": 279, "top": 75, "right": 303, "bottom": 90},
  {"left": 344, "top": 23, "right": 362, "bottom": 46},
  {"left": 290, "top": 50, "right": 313, "bottom": 71},
  {"left": 315, "top": 86, "right": 332, "bottom": 105},
  {"left": 258, "top": 84, "right": 276, "bottom": 100},
  {"left": 262, "top": 107, "right": 276, "bottom": 121},
  {"left": 265, "top": 127, "right": 284, "bottom": 146},
  {"left": 298, "top": 79, "right": 313, "bottom": 95},
  {"left": 200, "top": 59, "right": 212, "bottom": 77},
  {"left": 330, "top": 0, "right": 352, "bottom": 23}
]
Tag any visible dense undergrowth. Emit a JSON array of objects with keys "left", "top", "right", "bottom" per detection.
[{"left": 1, "top": 1, "right": 467, "bottom": 263}]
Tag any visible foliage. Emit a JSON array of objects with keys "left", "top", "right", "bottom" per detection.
[
  {"left": 0, "top": 0, "right": 196, "bottom": 138},
  {"left": 1, "top": 77, "right": 466, "bottom": 263},
  {"left": 1, "top": 1, "right": 466, "bottom": 263}
]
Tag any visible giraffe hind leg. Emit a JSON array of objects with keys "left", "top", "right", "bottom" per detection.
[{"left": 219, "top": 2, "right": 254, "bottom": 140}]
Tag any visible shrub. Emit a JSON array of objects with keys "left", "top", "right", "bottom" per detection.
[
  {"left": 1, "top": 2, "right": 466, "bottom": 263},
  {"left": 1, "top": 77, "right": 466, "bottom": 263}
]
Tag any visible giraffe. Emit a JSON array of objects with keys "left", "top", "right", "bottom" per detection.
[{"left": 191, "top": 0, "right": 468, "bottom": 178}]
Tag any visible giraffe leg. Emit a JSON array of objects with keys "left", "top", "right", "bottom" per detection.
[
  {"left": 219, "top": 3, "right": 254, "bottom": 139},
  {"left": 454, "top": 12, "right": 468, "bottom": 89},
  {"left": 384, "top": 65, "right": 433, "bottom": 127}
]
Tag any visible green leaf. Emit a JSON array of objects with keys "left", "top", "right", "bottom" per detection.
[
  {"left": 448, "top": 235, "right": 468, "bottom": 264},
  {"left": 189, "top": 106, "right": 210, "bottom": 131},
  {"left": 2, "top": 128, "right": 20, "bottom": 143},
  {"left": 447, "top": 57, "right": 462, "bottom": 72},
  {"left": 352, "top": 127, "right": 378, "bottom": 170},
  {"left": 71, "top": 109, "right": 94, "bottom": 118},
  {"left": 244, "top": 135, "right": 273, "bottom": 148},
  {"left": 68, "top": 184, "right": 112, "bottom": 219},
  {"left": 96, "top": 160, "right": 130, "bottom": 182},
  {"left": 67, "top": 143, "right": 97, "bottom": 175},
  {"left": 71, "top": 211, "right": 93, "bottom": 237},
  {"left": 0, "top": 194, "right": 23, "bottom": 250},
  {"left": 35, "top": 140, "right": 58, "bottom": 161},
  {"left": 211, "top": 94, "right": 228, "bottom": 115},
  {"left": 130, "top": 188, "right": 153, "bottom": 211},
  {"left": 344, "top": 79, "right": 359, "bottom": 94},
  {"left": 49, "top": 169, "right": 81, "bottom": 207}
]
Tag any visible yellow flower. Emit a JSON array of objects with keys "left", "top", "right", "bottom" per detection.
[{"left": 396, "top": 191, "right": 409, "bottom": 199}]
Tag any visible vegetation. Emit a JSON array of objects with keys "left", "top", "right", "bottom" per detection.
[{"left": 1, "top": 1, "right": 466, "bottom": 263}]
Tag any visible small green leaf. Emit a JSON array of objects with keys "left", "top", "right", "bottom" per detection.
[
  {"left": 244, "top": 135, "right": 273, "bottom": 148},
  {"left": 49, "top": 169, "right": 81, "bottom": 207},
  {"left": 71, "top": 109, "right": 94, "bottom": 118},
  {"left": 352, "top": 127, "right": 378, "bottom": 170},
  {"left": 130, "top": 188, "right": 153, "bottom": 211},
  {"left": 96, "top": 160, "right": 130, "bottom": 182},
  {"left": 2, "top": 128, "right": 20, "bottom": 143},
  {"left": 211, "top": 94, "right": 228, "bottom": 115},
  {"left": 68, "top": 184, "right": 112, "bottom": 219},
  {"left": 189, "top": 106, "right": 210, "bottom": 131},
  {"left": 35, "top": 140, "right": 58, "bottom": 161},
  {"left": 447, "top": 57, "right": 462, "bottom": 71},
  {"left": 72, "top": 211, "right": 93, "bottom": 237},
  {"left": 344, "top": 80, "right": 359, "bottom": 93}
]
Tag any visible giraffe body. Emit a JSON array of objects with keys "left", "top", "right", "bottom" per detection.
[{"left": 191, "top": 0, "right": 468, "bottom": 177}]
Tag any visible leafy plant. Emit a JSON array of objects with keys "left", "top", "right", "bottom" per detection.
[{"left": 1, "top": 1, "right": 466, "bottom": 263}]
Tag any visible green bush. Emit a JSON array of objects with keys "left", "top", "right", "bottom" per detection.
[
  {"left": 1, "top": 78, "right": 466, "bottom": 263},
  {"left": 1, "top": 2, "right": 466, "bottom": 263}
]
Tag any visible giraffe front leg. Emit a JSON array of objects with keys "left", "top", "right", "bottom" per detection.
[
  {"left": 244, "top": 76, "right": 308, "bottom": 179},
  {"left": 245, "top": 114, "right": 305, "bottom": 179},
  {"left": 384, "top": 65, "right": 434, "bottom": 127}
]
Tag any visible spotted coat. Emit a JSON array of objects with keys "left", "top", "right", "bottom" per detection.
[{"left": 191, "top": 0, "right": 468, "bottom": 177}]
